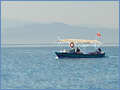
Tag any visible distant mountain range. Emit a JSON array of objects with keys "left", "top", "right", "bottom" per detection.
[{"left": 1, "top": 21, "right": 119, "bottom": 46}]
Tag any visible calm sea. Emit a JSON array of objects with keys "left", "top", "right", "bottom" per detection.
[{"left": 1, "top": 46, "right": 119, "bottom": 89}]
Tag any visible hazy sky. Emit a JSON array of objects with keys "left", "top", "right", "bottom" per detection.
[
  {"left": 2, "top": 1, "right": 119, "bottom": 29},
  {"left": 1, "top": 1, "right": 119, "bottom": 45}
]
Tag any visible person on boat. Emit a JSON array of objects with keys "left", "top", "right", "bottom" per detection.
[
  {"left": 76, "top": 47, "right": 83, "bottom": 54},
  {"left": 76, "top": 47, "right": 80, "bottom": 53},
  {"left": 96, "top": 48, "right": 102, "bottom": 54},
  {"left": 98, "top": 48, "right": 102, "bottom": 52}
]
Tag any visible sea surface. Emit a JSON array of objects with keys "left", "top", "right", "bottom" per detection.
[{"left": 1, "top": 46, "right": 120, "bottom": 89}]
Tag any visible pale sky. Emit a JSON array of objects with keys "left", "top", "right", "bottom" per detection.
[
  {"left": 1, "top": 1, "right": 119, "bottom": 29},
  {"left": 1, "top": 1, "right": 119, "bottom": 45}
]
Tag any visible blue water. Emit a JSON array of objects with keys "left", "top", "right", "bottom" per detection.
[{"left": 1, "top": 46, "right": 119, "bottom": 89}]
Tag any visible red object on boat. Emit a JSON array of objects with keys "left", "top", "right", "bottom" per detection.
[{"left": 70, "top": 42, "right": 74, "bottom": 48}]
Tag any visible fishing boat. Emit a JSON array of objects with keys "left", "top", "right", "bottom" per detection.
[{"left": 55, "top": 39, "right": 105, "bottom": 58}]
